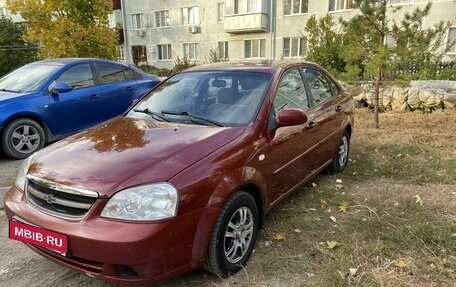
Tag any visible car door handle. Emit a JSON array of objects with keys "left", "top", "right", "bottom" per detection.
[
  {"left": 126, "top": 86, "right": 133, "bottom": 91},
  {"left": 335, "top": 105, "right": 342, "bottom": 112},
  {"left": 306, "top": 121, "right": 317, "bottom": 129},
  {"left": 90, "top": 94, "right": 100, "bottom": 100}
]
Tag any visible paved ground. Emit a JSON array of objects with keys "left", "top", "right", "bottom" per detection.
[{"left": 0, "top": 156, "right": 21, "bottom": 209}]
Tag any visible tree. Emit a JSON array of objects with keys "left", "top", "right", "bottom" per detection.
[
  {"left": 0, "top": 17, "right": 38, "bottom": 77},
  {"left": 304, "top": 15, "right": 346, "bottom": 76},
  {"left": 342, "top": 0, "right": 445, "bottom": 128},
  {"left": 6, "top": 0, "right": 118, "bottom": 59}
]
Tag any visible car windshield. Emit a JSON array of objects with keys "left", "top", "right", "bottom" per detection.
[
  {"left": 127, "top": 71, "right": 272, "bottom": 127},
  {"left": 0, "top": 63, "right": 62, "bottom": 93}
]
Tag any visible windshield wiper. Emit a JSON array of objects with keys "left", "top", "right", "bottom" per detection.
[
  {"left": 161, "top": 110, "right": 225, "bottom": 127},
  {"left": 0, "top": 88, "right": 19, "bottom": 93},
  {"left": 133, "top": 108, "right": 170, "bottom": 122}
]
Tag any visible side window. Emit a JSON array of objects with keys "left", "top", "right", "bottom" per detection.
[
  {"left": 124, "top": 68, "right": 135, "bottom": 80},
  {"left": 56, "top": 64, "right": 95, "bottom": 89},
  {"left": 97, "top": 63, "right": 127, "bottom": 84},
  {"left": 302, "top": 68, "right": 333, "bottom": 105},
  {"left": 273, "top": 68, "right": 310, "bottom": 113}
]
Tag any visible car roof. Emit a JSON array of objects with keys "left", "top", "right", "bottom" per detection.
[
  {"left": 183, "top": 60, "right": 324, "bottom": 74},
  {"left": 31, "top": 58, "right": 127, "bottom": 66}
]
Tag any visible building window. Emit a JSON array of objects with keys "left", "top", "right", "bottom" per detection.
[
  {"left": 218, "top": 41, "right": 229, "bottom": 59},
  {"left": 447, "top": 27, "right": 456, "bottom": 53},
  {"left": 132, "top": 45, "right": 147, "bottom": 65},
  {"left": 234, "top": 0, "right": 261, "bottom": 14},
  {"left": 117, "top": 46, "right": 124, "bottom": 61},
  {"left": 182, "top": 7, "right": 199, "bottom": 25},
  {"left": 0, "top": 7, "right": 6, "bottom": 17},
  {"left": 217, "top": 3, "right": 224, "bottom": 22},
  {"left": 328, "top": 0, "right": 353, "bottom": 12},
  {"left": 283, "top": 37, "right": 307, "bottom": 58},
  {"left": 284, "top": 0, "right": 308, "bottom": 15},
  {"left": 155, "top": 10, "right": 169, "bottom": 27},
  {"left": 158, "top": 44, "right": 172, "bottom": 60},
  {"left": 131, "top": 13, "right": 144, "bottom": 29},
  {"left": 244, "top": 39, "right": 266, "bottom": 59},
  {"left": 183, "top": 43, "right": 200, "bottom": 60}
]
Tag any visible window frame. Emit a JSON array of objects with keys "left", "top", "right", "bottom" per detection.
[
  {"left": 157, "top": 44, "right": 173, "bottom": 61},
  {"left": 283, "top": 37, "right": 307, "bottom": 58},
  {"left": 284, "top": 0, "right": 309, "bottom": 16},
  {"left": 244, "top": 39, "right": 266, "bottom": 59},
  {"left": 328, "top": 0, "right": 353, "bottom": 12},
  {"left": 56, "top": 63, "right": 96, "bottom": 90},
  {"left": 218, "top": 41, "right": 229, "bottom": 60},
  {"left": 217, "top": 2, "right": 225, "bottom": 22},
  {"left": 154, "top": 10, "right": 170, "bottom": 28},
  {"left": 183, "top": 43, "right": 200, "bottom": 60},
  {"left": 131, "top": 13, "right": 144, "bottom": 30},
  {"left": 182, "top": 6, "right": 199, "bottom": 25}
]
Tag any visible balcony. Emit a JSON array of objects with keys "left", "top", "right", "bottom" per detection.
[{"left": 224, "top": 13, "right": 268, "bottom": 34}]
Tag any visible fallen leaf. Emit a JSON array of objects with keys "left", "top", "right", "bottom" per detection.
[
  {"left": 349, "top": 267, "right": 358, "bottom": 276},
  {"left": 275, "top": 232, "right": 286, "bottom": 241},
  {"left": 312, "top": 182, "right": 317, "bottom": 187},
  {"left": 338, "top": 201, "right": 350, "bottom": 212},
  {"left": 308, "top": 208, "right": 317, "bottom": 211},
  {"left": 413, "top": 195, "right": 423, "bottom": 205},
  {"left": 352, "top": 172, "right": 358, "bottom": 176},
  {"left": 327, "top": 241, "right": 340, "bottom": 249},
  {"left": 330, "top": 216, "right": 337, "bottom": 223},
  {"left": 264, "top": 241, "right": 272, "bottom": 247},
  {"left": 320, "top": 199, "right": 328, "bottom": 208},
  {"left": 326, "top": 208, "right": 332, "bottom": 213},
  {"left": 394, "top": 259, "right": 408, "bottom": 268},
  {"left": 294, "top": 229, "right": 302, "bottom": 233},
  {"left": 336, "top": 179, "right": 342, "bottom": 183}
]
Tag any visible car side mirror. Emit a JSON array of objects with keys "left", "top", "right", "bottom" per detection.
[
  {"left": 50, "top": 83, "right": 73, "bottom": 94},
  {"left": 276, "top": 108, "right": 308, "bottom": 128}
]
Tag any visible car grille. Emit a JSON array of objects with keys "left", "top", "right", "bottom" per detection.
[{"left": 26, "top": 175, "right": 98, "bottom": 219}]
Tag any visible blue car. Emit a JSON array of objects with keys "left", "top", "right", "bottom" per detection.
[{"left": 0, "top": 58, "right": 160, "bottom": 159}]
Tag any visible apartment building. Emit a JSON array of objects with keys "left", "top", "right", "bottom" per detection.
[
  {"left": 0, "top": 0, "right": 24, "bottom": 22},
  {"left": 119, "top": 0, "right": 456, "bottom": 69}
]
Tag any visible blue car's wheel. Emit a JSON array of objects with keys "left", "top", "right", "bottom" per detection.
[{"left": 1, "top": 118, "right": 45, "bottom": 159}]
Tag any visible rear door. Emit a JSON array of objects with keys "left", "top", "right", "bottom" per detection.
[
  {"left": 94, "top": 62, "right": 139, "bottom": 122},
  {"left": 301, "top": 67, "right": 347, "bottom": 167},
  {"left": 48, "top": 63, "right": 101, "bottom": 135}
]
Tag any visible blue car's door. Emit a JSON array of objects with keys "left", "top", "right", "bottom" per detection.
[
  {"left": 94, "top": 62, "right": 139, "bottom": 121},
  {"left": 47, "top": 63, "right": 102, "bottom": 136}
]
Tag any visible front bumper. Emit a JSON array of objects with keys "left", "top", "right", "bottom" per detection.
[{"left": 4, "top": 186, "right": 212, "bottom": 285}]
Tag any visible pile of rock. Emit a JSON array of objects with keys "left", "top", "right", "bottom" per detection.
[{"left": 354, "top": 82, "right": 456, "bottom": 112}]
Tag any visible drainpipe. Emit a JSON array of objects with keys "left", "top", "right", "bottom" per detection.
[
  {"left": 120, "top": 0, "right": 130, "bottom": 64},
  {"left": 269, "top": 0, "right": 275, "bottom": 61}
]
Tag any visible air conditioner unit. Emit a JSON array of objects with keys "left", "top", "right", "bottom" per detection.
[
  {"left": 137, "top": 28, "right": 146, "bottom": 37},
  {"left": 188, "top": 25, "right": 199, "bottom": 34}
]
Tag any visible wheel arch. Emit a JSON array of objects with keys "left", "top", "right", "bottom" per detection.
[
  {"left": 2, "top": 113, "right": 52, "bottom": 143},
  {"left": 190, "top": 166, "right": 268, "bottom": 264}
]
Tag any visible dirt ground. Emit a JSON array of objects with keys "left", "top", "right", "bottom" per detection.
[{"left": 0, "top": 109, "right": 455, "bottom": 286}]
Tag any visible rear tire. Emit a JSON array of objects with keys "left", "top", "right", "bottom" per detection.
[
  {"left": 1, "top": 118, "right": 45, "bottom": 159},
  {"left": 204, "top": 191, "right": 258, "bottom": 276},
  {"left": 327, "top": 130, "right": 350, "bottom": 174}
]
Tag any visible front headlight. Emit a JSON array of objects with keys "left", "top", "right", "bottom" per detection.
[
  {"left": 101, "top": 183, "right": 178, "bottom": 221},
  {"left": 14, "top": 156, "right": 33, "bottom": 192}
]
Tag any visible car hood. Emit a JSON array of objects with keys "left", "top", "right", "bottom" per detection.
[
  {"left": 0, "top": 91, "right": 28, "bottom": 102},
  {"left": 29, "top": 117, "right": 245, "bottom": 197}
]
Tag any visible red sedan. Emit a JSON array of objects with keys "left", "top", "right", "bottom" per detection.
[{"left": 4, "top": 61, "right": 354, "bottom": 284}]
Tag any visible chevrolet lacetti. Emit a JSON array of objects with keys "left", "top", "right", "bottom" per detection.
[{"left": 4, "top": 61, "right": 354, "bottom": 285}]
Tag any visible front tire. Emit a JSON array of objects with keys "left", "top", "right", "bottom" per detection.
[
  {"left": 204, "top": 191, "right": 258, "bottom": 276},
  {"left": 1, "top": 118, "right": 45, "bottom": 159},
  {"left": 327, "top": 130, "right": 350, "bottom": 174}
]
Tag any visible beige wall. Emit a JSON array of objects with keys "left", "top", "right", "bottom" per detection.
[{"left": 123, "top": 0, "right": 456, "bottom": 69}]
